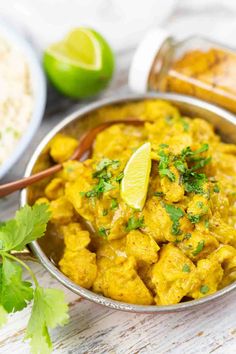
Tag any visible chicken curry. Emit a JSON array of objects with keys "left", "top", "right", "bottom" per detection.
[{"left": 34, "top": 100, "right": 236, "bottom": 306}]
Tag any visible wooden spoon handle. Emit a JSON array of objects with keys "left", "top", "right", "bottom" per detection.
[{"left": 0, "top": 164, "right": 62, "bottom": 197}]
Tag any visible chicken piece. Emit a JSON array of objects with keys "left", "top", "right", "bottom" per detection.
[
  {"left": 59, "top": 160, "right": 84, "bottom": 182},
  {"left": 50, "top": 197, "right": 74, "bottom": 224},
  {"left": 187, "top": 195, "right": 210, "bottom": 221},
  {"left": 126, "top": 230, "right": 159, "bottom": 265},
  {"left": 142, "top": 197, "right": 171, "bottom": 243},
  {"left": 190, "top": 258, "right": 223, "bottom": 299},
  {"left": 61, "top": 223, "right": 90, "bottom": 251},
  {"left": 97, "top": 257, "right": 154, "bottom": 305},
  {"left": 93, "top": 238, "right": 127, "bottom": 293},
  {"left": 177, "top": 229, "right": 219, "bottom": 262},
  {"left": 161, "top": 166, "right": 185, "bottom": 203},
  {"left": 50, "top": 133, "right": 78, "bottom": 163},
  {"left": 59, "top": 248, "right": 97, "bottom": 289},
  {"left": 151, "top": 244, "right": 199, "bottom": 305},
  {"left": 65, "top": 177, "right": 95, "bottom": 222},
  {"left": 209, "top": 245, "right": 236, "bottom": 288},
  {"left": 210, "top": 215, "right": 236, "bottom": 248},
  {"left": 35, "top": 197, "right": 49, "bottom": 205},
  {"left": 44, "top": 177, "right": 64, "bottom": 200}
]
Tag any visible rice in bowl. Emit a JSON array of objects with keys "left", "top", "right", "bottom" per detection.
[{"left": 0, "top": 34, "right": 33, "bottom": 167}]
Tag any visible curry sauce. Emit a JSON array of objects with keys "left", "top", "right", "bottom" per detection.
[{"left": 34, "top": 100, "right": 236, "bottom": 306}]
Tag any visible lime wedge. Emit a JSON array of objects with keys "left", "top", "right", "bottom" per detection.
[
  {"left": 43, "top": 28, "right": 114, "bottom": 98},
  {"left": 47, "top": 28, "right": 101, "bottom": 69},
  {"left": 121, "top": 142, "right": 151, "bottom": 210}
]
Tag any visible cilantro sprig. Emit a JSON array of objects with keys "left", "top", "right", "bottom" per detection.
[
  {"left": 162, "top": 203, "right": 184, "bottom": 235},
  {"left": 84, "top": 158, "right": 120, "bottom": 198},
  {"left": 0, "top": 204, "right": 69, "bottom": 353}
]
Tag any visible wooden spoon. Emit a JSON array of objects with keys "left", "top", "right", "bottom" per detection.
[{"left": 0, "top": 119, "right": 144, "bottom": 197}]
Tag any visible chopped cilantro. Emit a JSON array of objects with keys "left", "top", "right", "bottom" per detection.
[
  {"left": 180, "top": 118, "right": 190, "bottom": 132},
  {"left": 213, "top": 184, "right": 220, "bottom": 193},
  {"left": 200, "top": 285, "right": 209, "bottom": 294},
  {"left": 184, "top": 233, "right": 192, "bottom": 240},
  {"left": 96, "top": 158, "right": 120, "bottom": 172},
  {"left": 183, "top": 172, "right": 207, "bottom": 194},
  {"left": 174, "top": 160, "right": 186, "bottom": 173},
  {"left": 115, "top": 172, "right": 124, "bottom": 182},
  {"left": 189, "top": 156, "right": 211, "bottom": 172},
  {"left": 192, "top": 240, "right": 205, "bottom": 256},
  {"left": 102, "top": 209, "right": 108, "bottom": 216},
  {"left": 159, "top": 143, "right": 169, "bottom": 148},
  {"left": 98, "top": 227, "right": 109, "bottom": 238},
  {"left": 126, "top": 216, "right": 144, "bottom": 232},
  {"left": 153, "top": 191, "right": 164, "bottom": 197},
  {"left": 204, "top": 219, "right": 209, "bottom": 229},
  {"left": 85, "top": 179, "right": 114, "bottom": 198},
  {"left": 158, "top": 150, "right": 176, "bottom": 182},
  {"left": 188, "top": 214, "right": 202, "bottom": 224},
  {"left": 111, "top": 198, "right": 118, "bottom": 210},
  {"left": 165, "top": 114, "right": 173, "bottom": 125},
  {"left": 182, "top": 264, "right": 190, "bottom": 273},
  {"left": 197, "top": 201, "right": 204, "bottom": 208},
  {"left": 162, "top": 203, "right": 184, "bottom": 235}
]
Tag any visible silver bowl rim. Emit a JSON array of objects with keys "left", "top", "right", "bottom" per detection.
[{"left": 20, "top": 92, "right": 236, "bottom": 313}]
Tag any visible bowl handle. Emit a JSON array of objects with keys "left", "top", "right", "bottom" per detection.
[{"left": 11, "top": 247, "right": 39, "bottom": 262}]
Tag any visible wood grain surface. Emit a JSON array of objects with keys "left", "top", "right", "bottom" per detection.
[{"left": 0, "top": 47, "right": 236, "bottom": 354}]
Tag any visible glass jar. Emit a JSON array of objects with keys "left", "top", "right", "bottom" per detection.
[{"left": 129, "top": 28, "right": 236, "bottom": 113}]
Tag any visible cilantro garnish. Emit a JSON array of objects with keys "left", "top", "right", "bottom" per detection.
[
  {"left": 205, "top": 219, "right": 209, "bottom": 229},
  {"left": 213, "top": 184, "right": 220, "bottom": 193},
  {"left": 153, "top": 191, "right": 164, "bottom": 197},
  {"left": 162, "top": 203, "right": 184, "bottom": 235},
  {"left": 174, "top": 159, "right": 186, "bottom": 173},
  {"left": 182, "top": 264, "right": 190, "bottom": 273},
  {"left": 102, "top": 209, "right": 108, "bottom": 216},
  {"left": 115, "top": 172, "right": 124, "bottom": 183},
  {"left": 0, "top": 204, "right": 69, "bottom": 353},
  {"left": 200, "top": 285, "right": 209, "bottom": 294},
  {"left": 188, "top": 214, "right": 202, "bottom": 224},
  {"left": 85, "top": 178, "right": 114, "bottom": 198},
  {"left": 95, "top": 158, "right": 120, "bottom": 173},
  {"left": 126, "top": 216, "right": 145, "bottom": 232},
  {"left": 85, "top": 158, "right": 121, "bottom": 198},
  {"left": 98, "top": 227, "right": 109, "bottom": 238},
  {"left": 192, "top": 240, "right": 205, "bottom": 256},
  {"left": 111, "top": 198, "right": 118, "bottom": 210},
  {"left": 180, "top": 118, "right": 190, "bottom": 132},
  {"left": 158, "top": 150, "right": 176, "bottom": 182},
  {"left": 184, "top": 233, "right": 192, "bottom": 240}
]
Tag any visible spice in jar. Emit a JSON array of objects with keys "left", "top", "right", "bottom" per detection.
[{"left": 129, "top": 28, "right": 236, "bottom": 113}]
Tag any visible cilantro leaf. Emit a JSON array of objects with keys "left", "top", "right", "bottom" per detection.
[
  {"left": 0, "top": 258, "right": 33, "bottom": 313},
  {"left": 182, "top": 264, "right": 190, "bottom": 273},
  {"left": 188, "top": 214, "right": 202, "bottom": 224},
  {"left": 126, "top": 216, "right": 145, "bottom": 232},
  {"left": 0, "top": 204, "right": 50, "bottom": 252},
  {"left": 115, "top": 172, "right": 124, "bottom": 182},
  {"left": 111, "top": 198, "right": 118, "bottom": 210},
  {"left": 158, "top": 150, "right": 176, "bottom": 182},
  {"left": 25, "top": 286, "right": 69, "bottom": 354},
  {"left": 200, "top": 285, "right": 209, "bottom": 294},
  {"left": 0, "top": 305, "right": 7, "bottom": 328},
  {"left": 162, "top": 203, "right": 184, "bottom": 235},
  {"left": 192, "top": 240, "right": 205, "bottom": 256}
]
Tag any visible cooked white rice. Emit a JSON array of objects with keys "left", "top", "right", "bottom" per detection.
[{"left": 0, "top": 35, "right": 33, "bottom": 167}]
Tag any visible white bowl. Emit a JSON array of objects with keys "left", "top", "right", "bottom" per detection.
[{"left": 0, "top": 21, "right": 46, "bottom": 179}]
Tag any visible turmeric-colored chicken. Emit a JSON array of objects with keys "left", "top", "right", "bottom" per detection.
[{"left": 34, "top": 100, "right": 236, "bottom": 306}]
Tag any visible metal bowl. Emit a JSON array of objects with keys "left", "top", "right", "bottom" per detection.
[{"left": 20, "top": 92, "right": 236, "bottom": 313}]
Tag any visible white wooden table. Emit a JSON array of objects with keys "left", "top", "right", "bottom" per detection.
[{"left": 1, "top": 4, "right": 236, "bottom": 351}]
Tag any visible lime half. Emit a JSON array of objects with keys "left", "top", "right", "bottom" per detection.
[
  {"left": 121, "top": 142, "right": 152, "bottom": 210},
  {"left": 43, "top": 28, "right": 114, "bottom": 98}
]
